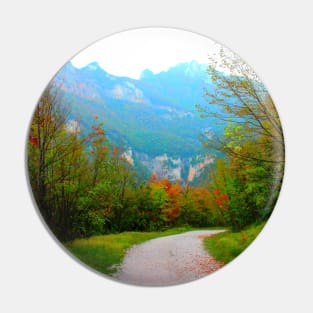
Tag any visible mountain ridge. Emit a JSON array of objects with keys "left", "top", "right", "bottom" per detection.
[{"left": 53, "top": 60, "right": 221, "bottom": 183}]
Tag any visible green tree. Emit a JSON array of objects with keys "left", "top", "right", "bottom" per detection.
[
  {"left": 197, "top": 48, "right": 285, "bottom": 230},
  {"left": 28, "top": 85, "right": 91, "bottom": 240},
  {"left": 28, "top": 84, "right": 68, "bottom": 225},
  {"left": 197, "top": 47, "right": 284, "bottom": 165}
]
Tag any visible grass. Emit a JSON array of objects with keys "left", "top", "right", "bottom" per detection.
[
  {"left": 203, "top": 223, "right": 266, "bottom": 264},
  {"left": 65, "top": 226, "right": 207, "bottom": 275}
]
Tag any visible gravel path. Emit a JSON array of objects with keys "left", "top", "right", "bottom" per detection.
[{"left": 113, "top": 230, "right": 225, "bottom": 286}]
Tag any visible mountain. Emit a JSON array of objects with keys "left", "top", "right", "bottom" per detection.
[{"left": 53, "top": 60, "right": 223, "bottom": 183}]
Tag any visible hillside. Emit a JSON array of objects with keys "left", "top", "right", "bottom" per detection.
[{"left": 53, "top": 60, "right": 223, "bottom": 183}]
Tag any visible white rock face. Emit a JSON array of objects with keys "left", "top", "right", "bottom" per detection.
[
  {"left": 66, "top": 120, "right": 80, "bottom": 133},
  {"left": 187, "top": 155, "right": 213, "bottom": 182},
  {"left": 121, "top": 148, "right": 134, "bottom": 166},
  {"left": 136, "top": 152, "right": 213, "bottom": 183},
  {"left": 112, "top": 83, "right": 145, "bottom": 103}
]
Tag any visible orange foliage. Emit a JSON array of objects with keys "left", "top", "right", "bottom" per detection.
[
  {"left": 190, "top": 187, "right": 214, "bottom": 211},
  {"left": 147, "top": 175, "right": 221, "bottom": 224},
  {"left": 112, "top": 146, "right": 119, "bottom": 156},
  {"left": 148, "top": 176, "right": 182, "bottom": 222}
]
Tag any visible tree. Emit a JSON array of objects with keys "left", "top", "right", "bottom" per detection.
[
  {"left": 196, "top": 48, "right": 285, "bottom": 230},
  {"left": 88, "top": 118, "right": 110, "bottom": 187},
  {"left": 28, "top": 84, "right": 89, "bottom": 240},
  {"left": 28, "top": 84, "right": 69, "bottom": 225},
  {"left": 197, "top": 47, "right": 284, "bottom": 165},
  {"left": 179, "top": 186, "right": 219, "bottom": 227}
]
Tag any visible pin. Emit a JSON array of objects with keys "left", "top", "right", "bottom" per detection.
[{"left": 27, "top": 28, "right": 284, "bottom": 286}]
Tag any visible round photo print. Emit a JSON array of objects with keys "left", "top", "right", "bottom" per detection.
[{"left": 27, "top": 28, "right": 284, "bottom": 286}]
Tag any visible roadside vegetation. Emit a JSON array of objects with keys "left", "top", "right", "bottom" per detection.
[
  {"left": 66, "top": 226, "right": 210, "bottom": 274},
  {"left": 204, "top": 223, "right": 265, "bottom": 264}
]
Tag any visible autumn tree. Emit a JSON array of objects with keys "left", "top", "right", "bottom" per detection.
[
  {"left": 87, "top": 117, "right": 110, "bottom": 187},
  {"left": 197, "top": 47, "right": 284, "bottom": 165},
  {"left": 28, "top": 84, "right": 90, "bottom": 240},
  {"left": 163, "top": 181, "right": 182, "bottom": 224},
  {"left": 196, "top": 48, "right": 285, "bottom": 230},
  {"left": 179, "top": 186, "right": 219, "bottom": 227},
  {"left": 28, "top": 84, "right": 69, "bottom": 225}
]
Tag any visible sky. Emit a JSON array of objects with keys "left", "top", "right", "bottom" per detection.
[{"left": 71, "top": 28, "right": 222, "bottom": 79}]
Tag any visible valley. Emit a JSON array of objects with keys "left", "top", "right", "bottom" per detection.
[{"left": 53, "top": 60, "right": 221, "bottom": 183}]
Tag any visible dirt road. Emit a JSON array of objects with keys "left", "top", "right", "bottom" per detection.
[{"left": 113, "top": 230, "right": 225, "bottom": 286}]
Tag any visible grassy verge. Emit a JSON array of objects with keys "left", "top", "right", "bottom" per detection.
[
  {"left": 65, "top": 226, "right": 206, "bottom": 275},
  {"left": 203, "top": 223, "right": 265, "bottom": 264}
]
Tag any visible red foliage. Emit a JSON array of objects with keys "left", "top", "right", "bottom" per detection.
[
  {"left": 215, "top": 192, "right": 230, "bottom": 211},
  {"left": 222, "top": 194, "right": 229, "bottom": 201},
  {"left": 29, "top": 136, "right": 38, "bottom": 146},
  {"left": 214, "top": 189, "right": 221, "bottom": 196}
]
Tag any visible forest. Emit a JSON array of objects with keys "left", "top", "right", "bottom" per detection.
[{"left": 27, "top": 48, "right": 284, "bottom": 244}]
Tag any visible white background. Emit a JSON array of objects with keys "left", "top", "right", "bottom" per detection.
[{"left": 1, "top": 1, "right": 312, "bottom": 312}]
